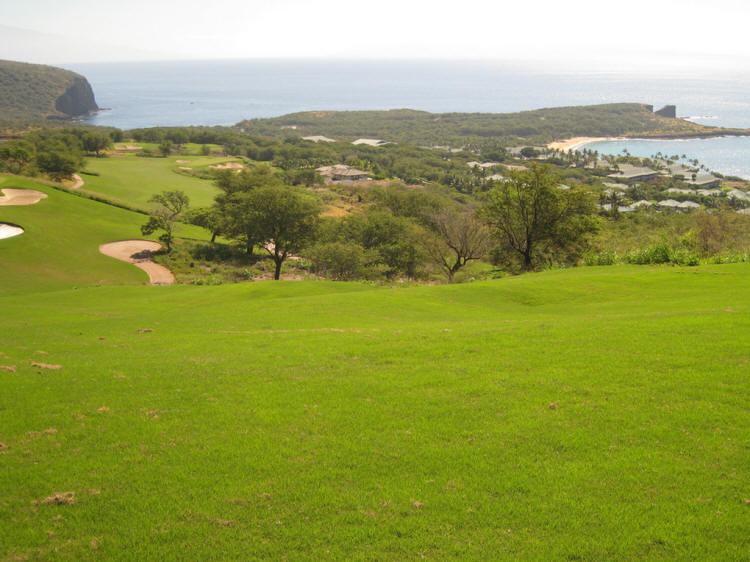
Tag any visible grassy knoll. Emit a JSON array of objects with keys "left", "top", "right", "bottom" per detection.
[
  {"left": 81, "top": 153, "right": 241, "bottom": 209},
  {"left": 0, "top": 175, "right": 206, "bottom": 295},
  {"left": 1, "top": 265, "right": 749, "bottom": 559}
]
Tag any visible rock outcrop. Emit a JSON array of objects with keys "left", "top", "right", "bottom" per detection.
[
  {"left": 655, "top": 105, "right": 677, "bottom": 118},
  {"left": 54, "top": 77, "right": 99, "bottom": 117}
]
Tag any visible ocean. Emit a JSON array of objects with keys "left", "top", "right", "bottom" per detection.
[{"left": 67, "top": 59, "right": 750, "bottom": 178}]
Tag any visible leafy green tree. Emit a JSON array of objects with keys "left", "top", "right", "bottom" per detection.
[
  {"left": 481, "top": 165, "right": 598, "bottom": 270},
  {"left": 158, "top": 141, "right": 173, "bottom": 157},
  {"left": 0, "top": 142, "right": 33, "bottom": 174},
  {"left": 307, "top": 241, "right": 366, "bottom": 280},
  {"left": 185, "top": 207, "right": 223, "bottom": 243},
  {"left": 35, "top": 150, "right": 78, "bottom": 181},
  {"left": 214, "top": 165, "right": 285, "bottom": 255},
  {"left": 166, "top": 129, "right": 189, "bottom": 147},
  {"left": 336, "top": 210, "right": 425, "bottom": 279},
  {"left": 82, "top": 132, "right": 112, "bottom": 156},
  {"left": 244, "top": 185, "right": 321, "bottom": 280},
  {"left": 141, "top": 191, "right": 190, "bottom": 252}
]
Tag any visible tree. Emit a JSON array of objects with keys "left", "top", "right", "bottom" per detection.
[
  {"left": 422, "top": 208, "right": 492, "bottom": 282},
  {"left": 244, "top": 185, "right": 321, "bottom": 280},
  {"left": 158, "top": 141, "right": 173, "bottom": 157},
  {"left": 480, "top": 165, "right": 598, "bottom": 270},
  {"left": 82, "top": 132, "right": 111, "bottom": 156},
  {"left": 0, "top": 142, "right": 33, "bottom": 174},
  {"left": 185, "top": 207, "right": 223, "bottom": 243},
  {"left": 141, "top": 191, "right": 190, "bottom": 252},
  {"left": 36, "top": 150, "right": 78, "bottom": 181},
  {"left": 214, "top": 165, "right": 285, "bottom": 255}
]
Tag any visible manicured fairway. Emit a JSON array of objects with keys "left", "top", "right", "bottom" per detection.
[
  {"left": 1, "top": 265, "right": 749, "bottom": 559},
  {"left": 81, "top": 153, "right": 242, "bottom": 209},
  {"left": 0, "top": 175, "right": 207, "bottom": 295}
]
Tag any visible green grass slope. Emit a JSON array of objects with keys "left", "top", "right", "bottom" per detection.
[
  {"left": 82, "top": 153, "right": 237, "bottom": 209},
  {"left": 0, "top": 175, "right": 205, "bottom": 294},
  {"left": 1, "top": 265, "right": 749, "bottom": 559},
  {"left": 237, "top": 103, "right": 745, "bottom": 145}
]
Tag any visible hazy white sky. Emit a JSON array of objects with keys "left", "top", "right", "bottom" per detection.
[{"left": 1, "top": 0, "right": 749, "bottom": 66}]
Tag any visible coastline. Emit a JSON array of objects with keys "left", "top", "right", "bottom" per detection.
[
  {"left": 547, "top": 137, "right": 625, "bottom": 152},
  {"left": 548, "top": 132, "right": 750, "bottom": 153}
]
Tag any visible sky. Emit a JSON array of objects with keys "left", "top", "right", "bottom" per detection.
[{"left": 1, "top": 0, "right": 749, "bottom": 68}]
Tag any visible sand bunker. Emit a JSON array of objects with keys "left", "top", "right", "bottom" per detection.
[
  {"left": 0, "top": 189, "right": 48, "bottom": 206},
  {"left": 209, "top": 162, "right": 244, "bottom": 170},
  {"left": 99, "top": 240, "right": 175, "bottom": 285},
  {"left": 0, "top": 223, "right": 23, "bottom": 239}
]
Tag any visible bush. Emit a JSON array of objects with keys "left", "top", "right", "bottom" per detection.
[
  {"left": 624, "top": 243, "right": 672, "bottom": 265},
  {"left": 622, "top": 243, "right": 699, "bottom": 266},
  {"left": 307, "top": 242, "right": 365, "bottom": 280},
  {"left": 583, "top": 250, "right": 618, "bottom": 266}
]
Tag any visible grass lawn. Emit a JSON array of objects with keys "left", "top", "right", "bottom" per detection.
[
  {"left": 1, "top": 265, "right": 749, "bottom": 559},
  {"left": 0, "top": 175, "right": 207, "bottom": 295},
  {"left": 81, "top": 153, "right": 243, "bottom": 209}
]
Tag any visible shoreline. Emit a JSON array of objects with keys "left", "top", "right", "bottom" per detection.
[
  {"left": 547, "top": 137, "right": 624, "bottom": 152},
  {"left": 548, "top": 132, "right": 750, "bottom": 153}
]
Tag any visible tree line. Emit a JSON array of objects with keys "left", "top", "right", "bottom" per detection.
[{"left": 145, "top": 164, "right": 598, "bottom": 282}]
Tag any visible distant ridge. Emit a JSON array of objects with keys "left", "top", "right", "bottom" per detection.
[
  {"left": 237, "top": 103, "right": 745, "bottom": 146},
  {"left": 0, "top": 59, "right": 99, "bottom": 122}
]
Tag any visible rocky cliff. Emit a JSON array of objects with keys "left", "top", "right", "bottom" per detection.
[
  {"left": 54, "top": 77, "right": 99, "bottom": 117},
  {"left": 0, "top": 59, "right": 99, "bottom": 122}
]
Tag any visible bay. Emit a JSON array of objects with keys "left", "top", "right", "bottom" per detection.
[{"left": 66, "top": 59, "right": 750, "bottom": 178}]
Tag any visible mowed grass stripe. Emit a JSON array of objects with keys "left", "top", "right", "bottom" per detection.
[{"left": 1, "top": 266, "right": 749, "bottom": 559}]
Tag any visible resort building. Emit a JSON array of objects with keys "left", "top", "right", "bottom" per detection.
[
  {"left": 316, "top": 164, "right": 371, "bottom": 183},
  {"left": 302, "top": 135, "right": 337, "bottom": 143},
  {"left": 352, "top": 138, "right": 390, "bottom": 147},
  {"left": 608, "top": 164, "right": 659, "bottom": 182}
]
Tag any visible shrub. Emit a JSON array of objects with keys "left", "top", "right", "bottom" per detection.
[
  {"left": 307, "top": 242, "right": 365, "bottom": 280},
  {"left": 583, "top": 250, "right": 618, "bottom": 266}
]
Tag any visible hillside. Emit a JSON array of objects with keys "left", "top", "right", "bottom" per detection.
[
  {"left": 237, "top": 103, "right": 746, "bottom": 146},
  {"left": 0, "top": 59, "right": 99, "bottom": 122},
  {"left": 2, "top": 265, "right": 750, "bottom": 558}
]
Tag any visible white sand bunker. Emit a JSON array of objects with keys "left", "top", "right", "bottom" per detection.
[
  {"left": 99, "top": 240, "right": 175, "bottom": 285},
  {"left": 209, "top": 162, "right": 244, "bottom": 170},
  {"left": 0, "top": 223, "right": 23, "bottom": 239},
  {"left": 0, "top": 189, "right": 48, "bottom": 206}
]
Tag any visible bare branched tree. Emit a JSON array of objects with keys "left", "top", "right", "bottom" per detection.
[{"left": 422, "top": 209, "right": 492, "bottom": 283}]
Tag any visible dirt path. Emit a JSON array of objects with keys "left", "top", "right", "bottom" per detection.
[
  {"left": 0, "top": 188, "right": 48, "bottom": 206},
  {"left": 69, "top": 174, "right": 84, "bottom": 189},
  {"left": 99, "top": 240, "right": 175, "bottom": 285}
]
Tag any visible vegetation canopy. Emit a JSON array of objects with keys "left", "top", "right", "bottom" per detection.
[{"left": 482, "top": 165, "right": 598, "bottom": 270}]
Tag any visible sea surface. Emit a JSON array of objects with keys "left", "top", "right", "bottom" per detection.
[{"left": 68, "top": 59, "right": 750, "bottom": 178}]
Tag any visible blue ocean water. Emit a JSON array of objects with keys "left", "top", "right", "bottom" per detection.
[
  {"left": 581, "top": 137, "right": 750, "bottom": 179},
  {"left": 67, "top": 59, "right": 750, "bottom": 177}
]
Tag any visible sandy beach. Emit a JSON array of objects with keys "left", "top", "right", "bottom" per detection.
[{"left": 547, "top": 137, "right": 627, "bottom": 152}]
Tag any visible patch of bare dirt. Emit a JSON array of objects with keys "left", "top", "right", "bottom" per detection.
[
  {"left": 30, "top": 362, "right": 62, "bottom": 370},
  {"left": 67, "top": 174, "right": 84, "bottom": 189},
  {"left": 42, "top": 492, "right": 75, "bottom": 505}
]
